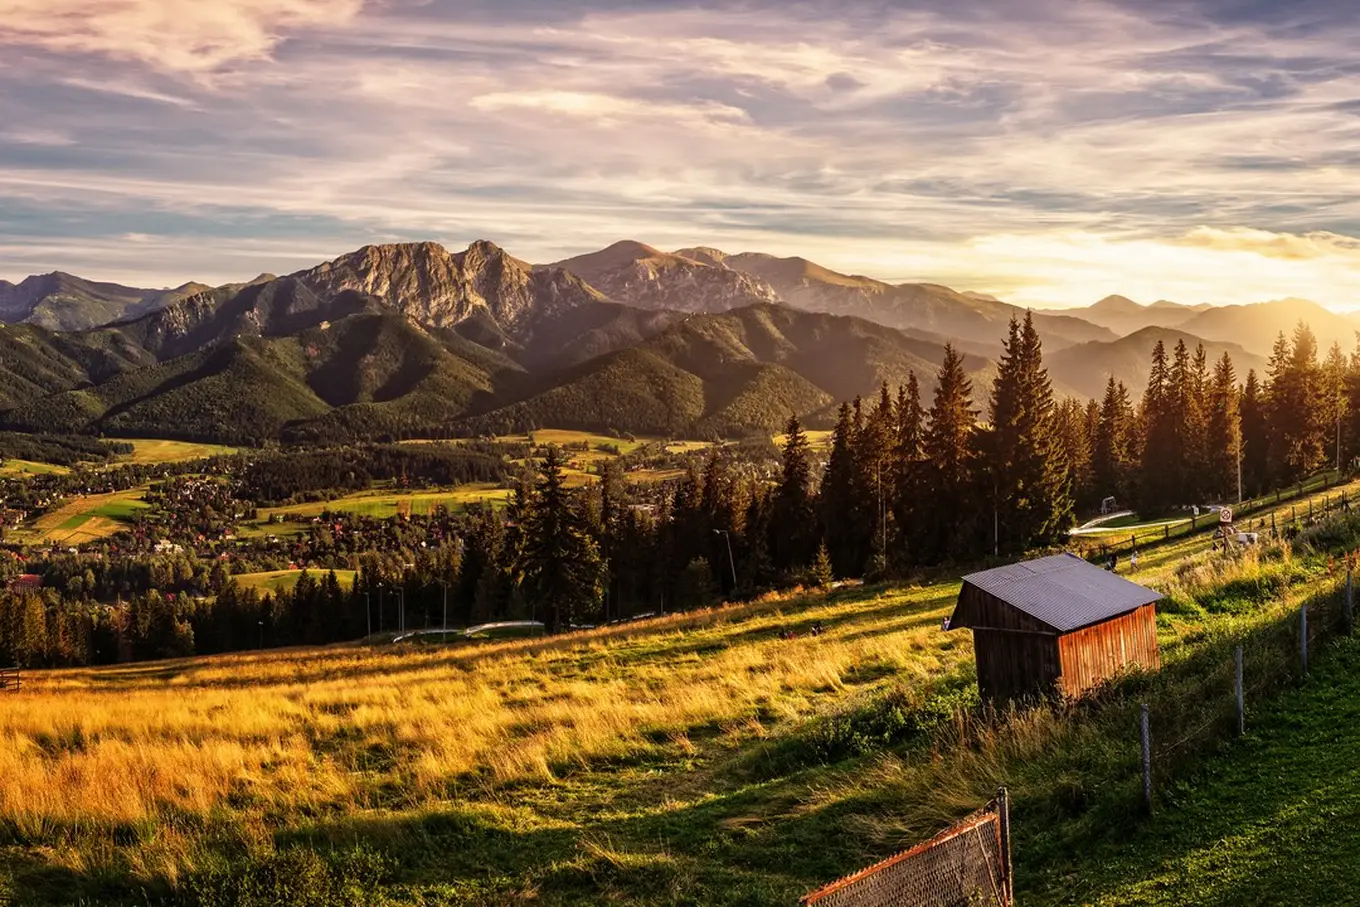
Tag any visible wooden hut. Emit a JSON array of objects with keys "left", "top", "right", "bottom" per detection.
[{"left": 947, "top": 553, "right": 1162, "bottom": 702}]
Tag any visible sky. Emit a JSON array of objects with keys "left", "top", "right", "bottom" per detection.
[{"left": 3, "top": 0, "right": 1360, "bottom": 310}]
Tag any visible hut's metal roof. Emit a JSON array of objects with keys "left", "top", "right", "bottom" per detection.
[{"left": 959, "top": 553, "right": 1162, "bottom": 632}]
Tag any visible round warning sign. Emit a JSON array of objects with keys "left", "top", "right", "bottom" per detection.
[{"left": 1219, "top": 507, "right": 1233, "bottom": 524}]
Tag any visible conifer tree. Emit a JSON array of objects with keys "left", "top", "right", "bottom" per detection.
[
  {"left": 1167, "top": 339, "right": 1199, "bottom": 501},
  {"left": 860, "top": 384, "right": 896, "bottom": 573},
  {"left": 1093, "top": 377, "right": 1134, "bottom": 506},
  {"left": 1345, "top": 338, "right": 1360, "bottom": 469},
  {"left": 1241, "top": 369, "right": 1270, "bottom": 496},
  {"left": 1204, "top": 352, "right": 1241, "bottom": 501},
  {"left": 986, "top": 315, "right": 1073, "bottom": 554},
  {"left": 820, "top": 403, "right": 869, "bottom": 577},
  {"left": 513, "top": 446, "right": 605, "bottom": 633},
  {"left": 1270, "top": 323, "right": 1326, "bottom": 481},
  {"left": 890, "top": 373, "right": 925, "bottom": 564},
  {"left": 918, "top": 345, "right": 979, "bottom": 562},
  {"left": 1323, "top": 341, "right": 1347, "bottom": 471},
  {"left": 1139, "top": 340, "right": 1180, "bottom": 512},
  {"left": 771, "top": 415, "right": 819, "bottom": 574}
]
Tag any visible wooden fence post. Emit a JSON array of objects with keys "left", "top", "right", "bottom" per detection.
[
  {"left": 1301, "top": 604, "right": 1309, "bottom": 675},
  {"left": 997, "top": 787, "right": 1014, "bottom": 905},
  {"left": 1140, "top": 703, "right": 1152, "bottom": 814},
  {"left": 1164, "top": 525, "right": 1170, "bottom": 540},
  {"left": 1348, "top": 565, "right": 1354, "bottom": 633},
  {"left": 1235, "top": 645, "right": 1244, "bottom": 735}
]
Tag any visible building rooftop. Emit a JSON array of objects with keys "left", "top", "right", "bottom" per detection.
[{"left": 959, "top": 553, "right": 1163, "bottom": 633}]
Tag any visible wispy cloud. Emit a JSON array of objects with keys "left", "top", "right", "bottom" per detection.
[
  {"left": 5, "top": 0, "right": 1360, "bottom": 310},
  {"left": 0, "top": 0, "right": 366, "bottom": 72}
]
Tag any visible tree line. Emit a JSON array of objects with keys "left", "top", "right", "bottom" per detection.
[{"left": 4, "top": 315, "right": 1358, "bottom": 665}]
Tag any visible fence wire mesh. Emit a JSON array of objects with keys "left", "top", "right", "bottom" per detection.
[{"left": 801, "top": 794, "right": 1011, "bottom": 907}]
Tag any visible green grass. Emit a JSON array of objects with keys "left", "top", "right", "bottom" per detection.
[
  {"left": 91, "top": 498, "right": 150, "bottom": 520},
  {"left": 256, "top": 484, "right": 513, "bottom": 522},
  {"left": 234, "top": 568, "right": 358, "bottom": 594},
  {"left": 1055, "top": 634, "right": 1360, "bottom": 906},
  {"left": 12, "top": 488, "right": 149, "bottom": 545},
  {"left": 0, "top": 458, "right": 70, "bottom": 476},
  {"left": 9, "top": 478, "right": 1360, "bottom": 905}
]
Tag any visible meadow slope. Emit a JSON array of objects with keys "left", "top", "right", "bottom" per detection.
[{"left": 2, "top": 476, "right": 1360, "bottom": 904}]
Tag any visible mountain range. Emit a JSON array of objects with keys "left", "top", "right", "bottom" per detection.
[{"left": 0, "top": 240, "right": 1351, "bottom": 444}]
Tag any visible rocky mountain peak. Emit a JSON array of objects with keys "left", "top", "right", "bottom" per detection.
[
  {"left": 674, "top": 247, "right": 730, "bottom": 268},
  {"left": 549, "top": 241, "right": 781, "bottom": 314},
  {"left": 296, "top": 241, "right": 599, "bottom": 333}
]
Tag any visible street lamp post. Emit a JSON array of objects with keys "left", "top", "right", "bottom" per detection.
[
  {"left": 713, "top": 529, "right": 737, "bottom": 588},
  {"left": 364, "top": 592, "right": 371, "bottom": 638}
]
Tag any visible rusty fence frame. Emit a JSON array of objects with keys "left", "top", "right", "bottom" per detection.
[{"left": 801, "top": 788, "right": 1013, "bottom": 907}]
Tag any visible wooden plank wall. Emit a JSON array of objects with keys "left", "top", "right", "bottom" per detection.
[
  {"left": 957, "top": 584, "right": 1161, "bottom": 702},
  {"left": 1055, "top": 604, "right": 1160, "bottom": 697},
  {"left": 973, "top": 629, "right": 1060, "bottom": 702}
]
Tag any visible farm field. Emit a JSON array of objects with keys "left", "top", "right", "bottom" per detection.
[
  {"left": 233, "top": 568, "right": 358, "bottom": 594},
  {"left": 0, "top": 459, "right": 70, "bottom": 477},
  {"left": 4, "top": 476, "right": 1359, "bottom": 904},
  {"left": 254, "top": 482, "right": 515, "bottom": 522},
  {"left": 110, "top": 439, "right": 240, "bottom": 465},
  {"left": 10, "top": 488, "right": 150, "bottom": 545}
]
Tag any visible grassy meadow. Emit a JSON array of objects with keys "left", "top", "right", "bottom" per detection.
[
  {"left": 233, "top": 568, "right": 359, "bottom": 594},
  {"left": 0, "top": 459, "right": 70, "bottom": 477},
  {"left": 10, "top": 488, "right": 150, "bottom": 545},
  {"left": 111, "top": 439, "right": 240, "bottom": 466},
  {"left": 254, "top": 483, "right": 515, "bottom": 523},
  {"left": 1062, "top": 632, "right": 1360, "bottom": 906},
  {"left": 4, "top": 477, "right": 1360, "bottom": 903}
]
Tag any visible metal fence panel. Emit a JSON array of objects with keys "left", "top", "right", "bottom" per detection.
[{"left": 802, "top": 794, "right": 1011, "bottom": 907}]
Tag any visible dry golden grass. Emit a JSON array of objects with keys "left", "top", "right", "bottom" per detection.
[{"left": 0, "top": 584, "right": 962, "bottom": 864}]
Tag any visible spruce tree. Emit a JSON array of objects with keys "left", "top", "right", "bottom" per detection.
[
  {"left": 513, "top": 446, "right": 605, "bottom": 633},
  {"left": 1345, "top": 338, "right": 1360, "bottom": 470},
  {"left": 919, "top": 344, "right": 980, "bottom": 562},
  {"left": 891, "top": 373, "right": 925, "bottom": 565},
  {"left": 1323, "top": 341, "right": 1347, "bottom": 471},
  {"left": 820, "top": 403, "right": 869, "bottom": 577},
  {"left": 1205, "top": 352, "right": 1241, "bottom": 501},
  {"left": 1270, "top": 323, "right": 1326, "bottom": 481},
  {"left": 1093, "top": 377, "right": 1134, "bottom": 507},
  {"left": 1139, "top": 340, "right": 1179, "bottom": 512},
  {"left": 1167, "top": 339, "right": 1198, "bottom": 502},
  {"left": 1241, "top": 369, "right": 1270, "bottom": 495},
  {"left": 771, "top": 415, "right": 819, "bottom": 575},
  {"left": 986, "top": 314, "right": 1073, "bottom": 554}
]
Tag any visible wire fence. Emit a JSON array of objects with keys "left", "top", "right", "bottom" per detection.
[
  {"left": 1132, "top": 559, "right": 1355, "bottom": 810},
  {"left": 800, "top": 790, "right": 1013, "bottom": 907},
  {"left": 1070, "top": 470, "right": 1351, "bottom": 562}
]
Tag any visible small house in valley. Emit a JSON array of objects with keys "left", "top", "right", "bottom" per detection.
[{"left": 947, "top": 553, "right": 1162, "bottom": 703}]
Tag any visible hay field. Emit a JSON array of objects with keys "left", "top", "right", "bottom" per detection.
[
  {"left": 233, "top": 568, "right": 359, "bottom": 594},
  {"left": 111, "top": 439, "right": 240, "bottom": 465},
  {"left": 12, "top": 488, "right": 150, "bottom": 545}
]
